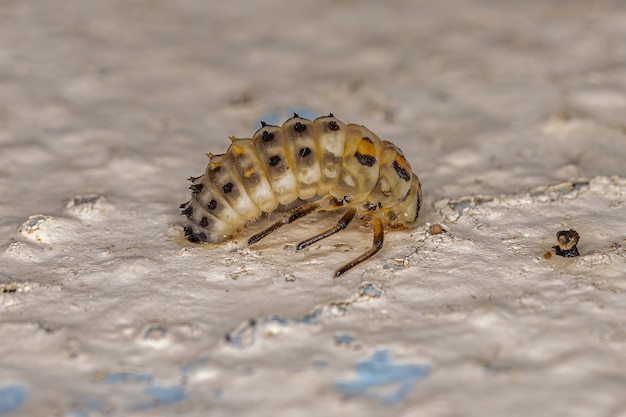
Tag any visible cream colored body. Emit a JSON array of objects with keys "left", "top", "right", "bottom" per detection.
[{"left": 181, "top": 114, "right": 422, "bottom": 248}]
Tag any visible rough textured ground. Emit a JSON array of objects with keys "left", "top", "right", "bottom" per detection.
[{"left": 1, "top": 1, "right": 625, "bottom": 416}]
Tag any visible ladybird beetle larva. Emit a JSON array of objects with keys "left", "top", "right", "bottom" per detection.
[{"left": 180, "top": 113, "right": 422, "bottom": 277}]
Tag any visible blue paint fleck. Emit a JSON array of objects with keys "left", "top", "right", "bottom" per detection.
[
  {"left": 142, "top": 382, "right": 187, "bottom": 408},
  {"left": 226, "top": 319, "right": 257, "bottom": 347},
  {"left": 288, "top": 107, "right": 317, "bottom": 120},
  {"left": 335, "top": 350, "right": 431, "bottom": 406},
  {"left": 225, "top": 306, "right": 323, "bottom": 350},
  {"left": 256, "top": 108, "right": 317, "bottom": 128},
  {"left": 257, "top": 112, "right": 281, "bottom": 126},
  {"left": 359, "top": 284, "right": 382, "bottom": 298},
  {"left": 0, "top": 384, "right": 27, "bottom": 416},
  {"left": 212, "top": 388, "right": 223, "bottom": 400},
  {"left": 451, "top": 199, "right": 472, "bottom": 211},
  {"left": 334, "top": 333, "right": 356, "bottom": 345},
  {"left": 313, "top": 358, "right": 328, "bottom": 367},
  {"left": 297, "top": 307, "right": 323, "bottom": 324},
  {"left": 143, "top": 324, "right": 168, "bottom": 340},
  {"left": 180, "top": 356, "right": 208, "bottom": 376},
  {"left": 267, "top": 315, "right": 289, "bottom": 325},
  {"left": 102, "top": 372, "right": 153, "bottom": 384},
  {"left": 99, "top": 372, "right": 188, "bottom": 410}
]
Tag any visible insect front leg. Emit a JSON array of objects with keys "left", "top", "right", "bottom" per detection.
[
  {"left": 334, "top": 216, "right": 384, "bottom": 277},
  {"left": 247, "top": 196, "right": 341, "bottom": 245},
  {"left": 247, "top": 200, "right": 320, "bottom": 245},
  {"left": 296, "top": 207, "right": 357, "bottom": 250}
]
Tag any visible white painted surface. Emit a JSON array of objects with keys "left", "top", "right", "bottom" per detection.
[{"left": 1, "top": 1, "right": 625, "bottom": 416}]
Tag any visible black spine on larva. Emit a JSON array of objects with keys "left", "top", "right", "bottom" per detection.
[
  {"left": 190, "top": 183, "right": 203, "bottom": 194},
  {"left": 181, "top": 205, "right": 193, "bottom": 217}
]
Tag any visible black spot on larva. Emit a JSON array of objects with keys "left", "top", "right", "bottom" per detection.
[
  {"left": 260, "top": 121, "right": 267, "bottom": 127},
  {"left": 262, "top": 130, "right": 274, "bottom": 142},
  {"left": 200, "top": 216, "right": 209, "bottom": 228},
  {"left": 207, "top": 199, "right": 217, "bottom": 210},
  {"left": 184, "top": 226, "right": 207, "bottom": 243},
  {"left": 393, "top": 160, "right": 411, "bottom": 181},
  {"left": 362, "top": 137, "right": 373, "bottom": 144},
  {"left": 299, "top": 147, "right": 311, "bottom": 157},
  {"left": 328, "top": 112, "right": 334, "bottom": 117},
  {"left": 190, "top": 183, "right": 203, "bottom": 194},
  {"left": 355, "top": 152, "right": 376, "bottom": 167},
  {"left": 181, "top": 206, "right": 193, "bottom": 217},
  {"left": 328, "top": 121, "right": 339, "bottom": 131},
  {"left": 294, "top": 122, "right": 306, "bottom": 132},
  {"left": 269, "top": 155, "right": 281, "bottom": 167},
  {"left": 222, "top": 182, "right": 233, "bottom": 194},
  {"left": 293, "top": 112, "right": 299, "bottom": 118},
  {"left": 179, "top": 202, "right": 188, "bottom": 209},
  {"left": 211, "top": 165, "right": 221, "bottom": 173}
]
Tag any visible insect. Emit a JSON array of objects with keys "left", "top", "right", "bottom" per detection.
[{"left": 180, "top": 113, "right": 422, "bottom": 277}]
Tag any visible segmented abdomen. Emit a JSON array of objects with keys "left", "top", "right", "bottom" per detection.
[{"left": 181, "top": 114, "right": 419, "bottom": 243}]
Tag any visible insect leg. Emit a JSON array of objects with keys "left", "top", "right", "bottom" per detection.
[
  {"left": 296, "top": 207, "right": 357, "bottom": 250},
  {"left": 248, "top": 200, "right": 322, "bottom": 245},
  {"left": 334, "top": 216, "right": 384, "bottom": 277}
]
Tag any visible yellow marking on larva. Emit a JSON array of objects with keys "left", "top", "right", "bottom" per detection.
[
  {"left": 230, "top": 143, "right": 244, "bottom": 157},
  {"left": 242, "top": 168, "right": 255, "bottom": 179},
  {"left": 206, "top": 152, "right": 215, "bottom": 159},
  {"left": 396, "top": 154, "right": 409, "bottom": 169},
  {"left": 180, "top": 113, "right": 422, "bottom": 278},
  {"left": 356, "top": 138, "right": 376, "bottom": 159}
]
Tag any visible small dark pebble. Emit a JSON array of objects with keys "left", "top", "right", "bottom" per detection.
[
  {"left": 553, "top": 229, "right": 580, "bottom": 257},
  {"left": 430, "top": 223, "right": 443, "bottom": 234}
]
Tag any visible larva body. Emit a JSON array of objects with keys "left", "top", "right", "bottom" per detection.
[{"left": 180, "top": 114, "right": 422, "bottom": 276}]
